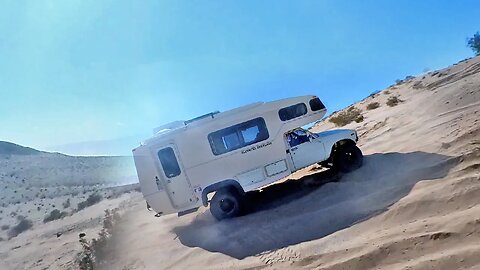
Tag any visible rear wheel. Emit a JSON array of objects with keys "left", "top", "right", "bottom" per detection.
[
  {"left": 332, "top": 144, "right": 363, "bottom": 173},
  {"left": 210, "top": 188, "right": 242, "bottom": 220}
]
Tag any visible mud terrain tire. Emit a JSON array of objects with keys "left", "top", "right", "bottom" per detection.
[
  {"left": 210, "top": 188, "right": 242, "bottom": 220},
  {"left": 333, "top": 144, "right": 363, "bottom": 173}
]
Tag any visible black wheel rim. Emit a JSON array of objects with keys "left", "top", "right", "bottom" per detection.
[
  {"left": 344, "top": 151, "right": 356, "bottom": 165},
  {"left": 219, "top": 198, "right": 235, "bottom": 213}
]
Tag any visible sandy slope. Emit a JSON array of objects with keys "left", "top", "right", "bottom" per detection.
[
  {"left": 3, "top": 56, "right": 478, "bottom": 270},
  {"left": 0, "top": 151, "right": 139, "bottom": 269},
  {"left": 93, "top": 56, "right": 480, "bottom": 270}
]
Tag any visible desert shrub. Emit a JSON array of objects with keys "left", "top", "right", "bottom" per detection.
[
  {"left": 404, "top": 75, "right": 415, "bottom": 81},
  {"left": 63, "top": 198, "right": 71, "bottom": 209},
  {"left": 383, "top": 90, "right": 390, "bottom": 95},
  {"left": 43, "top": 209, "right": 68, "bottom": 223},
  {"left": 77, "top": 193, "right": 103, "bottom": 211},
  {"left": 76, "top": 209, "right": 120, "bottom": 269},
  {"left": 467, "top": 31, "right": 480, "bottom": 56},
  {"left": 366, "top": 102, "right": 380, "bottom": 110},
  {"left": 329, "top": 107, "right": 364, "bottom": 127},
  {"left": 8, "top": 218, "right": 33, "bottom": 239},
  {"left": 355, "top": 115, "right": 364, "bottom": 123},
  {"left": 1, "top": 224, "right": 9, "bottom": 231},
  {"left": 387, "top": 96, "right": 402, "bottom": 107},
  {"left": 412, "top": 81, "right": 423, "bottom": 89}
]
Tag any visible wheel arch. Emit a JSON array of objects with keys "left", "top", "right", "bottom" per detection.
[
  {"left": 201, "top": 179, "right": 245, "bottom": 207},
  {"left": 328, "top": 139, "right": 357, "bottom": 159}
]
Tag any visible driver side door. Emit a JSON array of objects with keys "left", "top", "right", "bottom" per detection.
[{"left": 287, "top": 133, "right": 326, "bottom": 170}]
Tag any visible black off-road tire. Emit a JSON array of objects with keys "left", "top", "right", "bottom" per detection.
[
  {"left": 332, "top": 144, "right": 363, "bottom": 173},
  {"left": 210, "top": 188, "right": 243, "bottom": 221}
]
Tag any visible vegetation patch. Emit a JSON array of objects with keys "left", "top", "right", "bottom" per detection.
[
  {"left": 366, "top": 102, "right": 380, "bottom": 110},
  {"left": 387, "top": 96, "right": 403, "bottom": 107},
  {"left": 8, "top": 218, "right": 33, "bottom": 239},
  {"left": 77, "top": 193, "right": 103, "bottom": 211},
  {"left": 63, "top": 198, "right": 71, "bottom": 209},
  {"left": 43, "top": 209, "right": 68, "bottom": 223},
  {"left": 329, "top": 107, "right": 364, "bottom": 127},
  {"left": 77, "top": 209, "right": 120, "bottom": 270},
  {"left": 412, "top": 81, "right": 424, "bottom": 90},
  {"left": 467, "top": 31, "right": 480, "bottom": 56}
]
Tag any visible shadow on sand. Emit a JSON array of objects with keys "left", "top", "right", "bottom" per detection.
[{"left": 173, "top": 151, "right": 458, "bottom": 259}]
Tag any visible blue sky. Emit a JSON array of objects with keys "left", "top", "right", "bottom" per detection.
[{"left": 0, "top": 0, "right": 479, "bottom": 156}]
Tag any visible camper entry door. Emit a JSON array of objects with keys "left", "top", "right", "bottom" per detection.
[{"left": 155, "top": 144, "right": 196, "bottom": 209}]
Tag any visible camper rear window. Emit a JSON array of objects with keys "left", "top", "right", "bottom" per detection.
[
  {"left": 157, "top": 147, "right": 181, "bottom": 178},
  {"left": 208, "top": 117, "right": 269, "bottom": 155},
  {"left": 278, "top": 103, "right": 307, "bottom": 121},
  {"left": 309, "top": 97, "right": 326, "bottom": 111}
]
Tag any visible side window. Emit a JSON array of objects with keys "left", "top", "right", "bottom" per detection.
[
  {"left": 309, "top": 97, "right": 326, "bottom": 111},
  {"left": 278, "top": 103, "right": 307, "bottom": 121},
  {"left": 287, "top": 130, "right": 310, "bottom": 147},
  {"left": 208, "top": 117, "right": 269, "bottom": 155},
  {"left": 157, "top": 147, "right": 181, "bottom": 178}
]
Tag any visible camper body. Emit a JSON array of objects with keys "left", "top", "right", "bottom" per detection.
[{"left": 133, "top": 95, "right": 363, "bottom": 220}]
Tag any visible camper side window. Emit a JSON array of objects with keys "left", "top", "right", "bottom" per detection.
[
  {"left": 309, "top": 97, "right": 326, "bottom": 111},
  {"left": 208, "top": 117, "right": 269, "bottom": 155},
  {"left": 157, "top": 147, "right": 181, "bottom": 178},
  {"left": 278, "top": 103, "right": 307, "bottom": 121}
]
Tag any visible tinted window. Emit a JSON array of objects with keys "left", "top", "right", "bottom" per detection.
[
  {"left": 208, "top": 117, "right": 269, "bottom": 155},
  {"left": 309, "top": 97, "right": 326, "bottom": 111},
  {"left": 278, "top": 103, "right": 307, "bottom": 121},
  {"left": 157, "top": 147, "right": 181, "bottom": 178}
]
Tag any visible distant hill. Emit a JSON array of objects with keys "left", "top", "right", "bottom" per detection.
[{"left": 0, "top": 141, "right": 44, "bottom": 155}]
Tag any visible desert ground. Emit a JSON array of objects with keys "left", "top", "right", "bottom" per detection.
[
  {"left": 0, "top": 148, "right": 139, "bottom": 269},
  {"left": 1, "top": 55, "right": 479, "bottom": 270}
]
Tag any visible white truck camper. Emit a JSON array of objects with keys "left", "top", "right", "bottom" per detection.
[{"left": 133, "top": 95, "right": 363, "bottom": 220}]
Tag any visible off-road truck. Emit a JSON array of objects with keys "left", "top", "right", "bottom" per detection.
[{"left": 133, "top": 95, "right": 363, "bottom": 220}]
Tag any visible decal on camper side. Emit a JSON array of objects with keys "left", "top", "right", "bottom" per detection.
[{"left": 241, "top": 141, "right": 272, "bottom": 154}]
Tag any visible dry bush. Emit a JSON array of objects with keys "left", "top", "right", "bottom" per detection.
[
  {"left": 387, "top": 96, "right": 402, "bottom": 107},
  {"left": 412, "top": 81, "right": 423, "bottom": 89},
  {"left": 76, "top": 209, "right": 120, "bottom": 270},
  {"left": 329, "top": 107, "right": 364, "bottom": 127},
  {"left": 366, "top": 102, "right": 380, "bottom": 110},
  {"left": 63, "top": 198, "right": 71, "bottom": 209},
  {"left": 383, "top": 90, "right": 390, "bottom": 95},
  {"left": 43, "top": 209, "right": 68, "bottom": 223},
  {"left": 8, "top": 218, "right": 33, "bottom": 239},
  {"left": 77, "top": 193, "right": 103, "bottom": 211}
]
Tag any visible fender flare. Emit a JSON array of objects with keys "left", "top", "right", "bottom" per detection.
[
  {"left": 201, "top": 179, "right": 245, "bottom": 207},
  {"left": 329, "top": 139, "right": 356, "bottom": 159}
]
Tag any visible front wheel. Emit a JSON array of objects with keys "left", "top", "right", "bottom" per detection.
[
  {"left": 210, "top": 188, "right": 243, "bottom": 221},
  {"left": 332, "top": 144, "right": 363, "bottom": 173}
]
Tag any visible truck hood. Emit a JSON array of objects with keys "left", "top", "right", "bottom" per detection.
[{"left": 315, "top": 129, "right": 355, "bottom": 137}]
